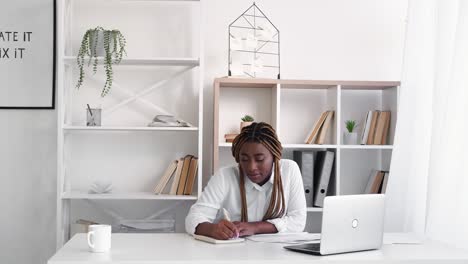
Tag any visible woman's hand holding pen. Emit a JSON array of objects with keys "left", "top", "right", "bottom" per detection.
[
  {"left": 233, "top": 221, "right": 256, "bottom": 237},
  {"left": 210, "top": 219, "right": 239, "bottom": 240}
]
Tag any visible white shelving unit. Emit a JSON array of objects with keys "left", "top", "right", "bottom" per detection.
[
  {"left": 213, "top": 78, "right": 399, "bottom": 230},
  {"left": 56, "top": 0, "right": 203, "bottom": 247}
]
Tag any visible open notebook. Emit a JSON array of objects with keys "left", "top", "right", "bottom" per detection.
[{"left": 193, "top": 234, "right": 245, "bottom": 244}]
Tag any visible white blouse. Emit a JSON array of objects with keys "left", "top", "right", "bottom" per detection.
[{"left": 185, "top": 159, "right": 307, "bottom": 235}]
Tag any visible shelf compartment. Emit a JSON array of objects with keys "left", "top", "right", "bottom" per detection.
[
  {"left": 64, "top": 57, "right": 199, "bottom": 67},
  {"left": 279, "top": 86, "right": 338, "bottom": 145},
  {"left": 217, "top": 86, "right": 278, "bottom": 145},
  {"left": 339, "top": 149, "right": 392, "bottom": 195},
  {"left": 63, "top": 133, "right": 198, "bottom": 195},
  {"left": 340, "top": 86, "right": 398, "bottom": 145},
  {"left": 62, "top": 191, "right": 197, "bottom": 200}
]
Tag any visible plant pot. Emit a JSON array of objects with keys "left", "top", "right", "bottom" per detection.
[
  {"left": 240, "top": 121, "right": 253, "bottom": 131},
  {"left": 89, "top": 30, "right": 115, "bottom": 57},
  {"left": 343, "top": 132, "right": 358, "bottom": 145}
]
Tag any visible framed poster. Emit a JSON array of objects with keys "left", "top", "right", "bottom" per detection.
[{"left": 0, "top": 0, "right": 55, "bottom": 109}]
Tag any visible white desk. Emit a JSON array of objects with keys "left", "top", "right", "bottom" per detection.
[{"left": 48, "top": 233, "right": 468, "bottom": 264}]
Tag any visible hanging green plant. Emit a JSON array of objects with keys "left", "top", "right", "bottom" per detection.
[{"left": 76, "top": 26, "right": 127, "bottom": 97}]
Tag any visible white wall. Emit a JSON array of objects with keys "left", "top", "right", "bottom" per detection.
[
  {"left": 0, "top": 0, "right": 407, "bottom": 263},
  {"left": 0, "top": 111, "right": 57, "bottom": 263}
]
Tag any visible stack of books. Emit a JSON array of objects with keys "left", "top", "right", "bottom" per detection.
[
  {"left": 153, "top": 155, "right": 198, "bottom": 195},
  {"left": 304, "top": 111, "right": 335, "bottom": 144},
  {"left": 224, "top": 134, "right": 238, "bottom": 143},
  {"left": 360, "top": 110, "right": 391, "bottom": 145}
]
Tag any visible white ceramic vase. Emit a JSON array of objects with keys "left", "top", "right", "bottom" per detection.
[
  {"left": 343, "top": 132, "right": 358, "bottom": 145},
  {"left": 240, "top": 121, "right": 253, "bottom": 131},
  {"left": 89, "top": 30, "right": 114, "bottom": 57}
]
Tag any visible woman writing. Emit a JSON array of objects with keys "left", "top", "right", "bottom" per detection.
[{"left": 185, "top": 122, "right": 307, "bottom": 239}]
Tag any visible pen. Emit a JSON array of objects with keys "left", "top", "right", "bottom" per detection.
[
  {"left": 87, "top": 104, "right": 94, "bottom": 117},
  {"left": 222, "top": 208, "right": 239, "bottom": 239},
  {"left": 222, "top": 208, "right": 231, "bottom": 221}
]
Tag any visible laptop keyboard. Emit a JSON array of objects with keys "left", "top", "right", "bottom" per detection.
[{"left": 305, "top": 243, "right": 321, "bottom": 251}]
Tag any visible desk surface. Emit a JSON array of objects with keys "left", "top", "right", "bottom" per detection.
[{"left": 49, "top": 233, "right": 468, "bottom": 264}]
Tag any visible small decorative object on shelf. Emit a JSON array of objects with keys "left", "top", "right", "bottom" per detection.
[
  {"left": 76, "top": 26, "right": 127, "bottom": 97},
  {"left": 89, "top": 180, "right": 112, "bottom": 194},
  {"left": 240, "top": 114, "right": 254, "bottom": 130},
  {"left": 86, "top": 104, "right": 102, "bottom": 126},
  {"left": 147, "top": 115, "right": 189, "bottom": 127},
  {"left": 228, "top": 2, "right": 280, "bottom": 79},
  {"left": 343, "top": 120, "right": 358, "bottom": 145}
]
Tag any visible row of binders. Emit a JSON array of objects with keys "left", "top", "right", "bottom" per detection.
[
  {"left": 294, "top": 150, "right": 335, "bottom": 208},
  {"left": 153, "top": 155, "right": 198, "bottom": 195},
  {"left": 364, "top": 170, "right": 389, "bottom": 194},
  {"left": 304, "top": 111, "right": 335, "bottom": 144},
  {"left": 361, "top": 110, "right": 391, "bottom": 145}
]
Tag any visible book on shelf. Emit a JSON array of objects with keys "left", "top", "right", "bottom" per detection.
[
  {"left": 154, "top": 154, "right": 199, "bottom": 195},
  {"left": 381, "top": 172, "right": 389, "bottom": 194},
  {"left": 360, "top": 111, "right": 373, "bottom": 145},
  {"left": 304, "top": 111, "right": 329, "bottom": 144},
  {"left": 224, "top": 134, "right": 238, "bottom": 143},
  {"left": 183, "top": 157, "right": 199, "bottom": 195},
  {"left": 293, "top": 151, "right": 314, "bottom": 207},
  {"left": 380, "top": 111, "right": 391, "bottom": 145},
  {"left": 364, "top": 170, "right": 386, "bottom": 194},
  {"left": 373, "top": 111, "right": 391, "bottom": 145},
  {"left": 315, "top": 111, "right": 334, "bottom": 145},
  {"left": 358, "top": 110, "right": 391, "bottom": 145},
  {"left": 366, "top": 111, "right": 380, "bottom": 145},
  {"left": 169, "top": 158, "right": 185, "bottom": 195},
  {"left": 154, "top": 160, "right": 178, "bottom": 194},
  {"left": 313, "top": 150, "right": 335, "bottom": 207},
  {"left": 177, "top": 155, "right": 195, "bottom": 195}
]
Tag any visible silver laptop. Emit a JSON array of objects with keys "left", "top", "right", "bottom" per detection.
[{"left": 284, "top": 194, "right": 385, "bottom": 255}]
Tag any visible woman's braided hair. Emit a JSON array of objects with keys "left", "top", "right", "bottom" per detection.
[{"left": 231, "top": 122, "right": 285, "bottom": 222}]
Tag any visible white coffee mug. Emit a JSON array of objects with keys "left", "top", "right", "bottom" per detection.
[{"left": 87, "top": 224, "right": 111, "bottom": 253}]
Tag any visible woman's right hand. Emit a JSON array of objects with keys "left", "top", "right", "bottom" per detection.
[{"left": 210, "top": 219, "right": 239, "bottom": 240}]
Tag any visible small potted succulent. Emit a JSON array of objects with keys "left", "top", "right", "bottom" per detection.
[
  {"left": 343, "top": 120, "right": 358, "bottom": 145},
  {"left": 75, "top": 26, "right": 127, "bottom": 97},
  {"left": 240, "top": 114, "right": 254, "bottom": 131}
]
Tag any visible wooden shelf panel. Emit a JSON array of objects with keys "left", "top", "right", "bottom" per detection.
[
  {"left": 63, "top": 126, "right": 199, "bottom": 132},
  {"left": 64, "top": 56, "right": 200, "bottom": 66},
  {"left": 215, "top": 78, "right": 277, "bottom": 88},
  {"left": 220, "top": 143, "right": 392, "bottom": 150},
  {"left": 61, "top": 191, "right": 198, "bottom": 200},
  {"left": 214, "top": 78, "right": 400, "bottom": 90}
]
